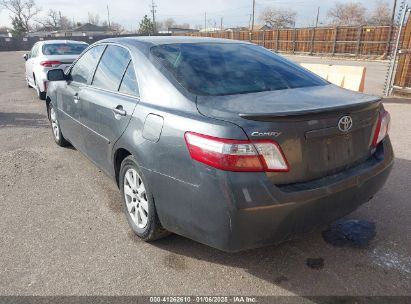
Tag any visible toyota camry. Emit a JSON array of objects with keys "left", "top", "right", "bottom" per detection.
[{"left": 45, "top": 37, "right": 393, "bottom": 251}]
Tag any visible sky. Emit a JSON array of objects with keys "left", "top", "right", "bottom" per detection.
[{"left": 0, "top": 0, "right": 395, "bottom": 31}]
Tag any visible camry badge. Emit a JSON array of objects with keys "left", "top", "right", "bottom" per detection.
[{"left": 251, "top": 131, "right": 282, "bottom": 137}]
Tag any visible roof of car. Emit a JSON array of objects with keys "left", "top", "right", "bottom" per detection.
[
  {"left": 38, "top": 40, "right": 89, "bottom": 45},
  {"left": 99, "top": 36, "right": 249, "bottom": 48}
]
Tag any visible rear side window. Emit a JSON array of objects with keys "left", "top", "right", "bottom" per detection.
[
  {"left": 150, "top": 43, "right": 328, "bottom": 96},
  {"left": 31, "top": 44, "right": 39, "bottom": 58},
  {"left": 71, "top": 45, "right": 105, "bottom": 84},
  {"left": 92, "top": 45, "right": 131, "bottom": 91},
  {"left": 119, "top": 62, "right": 139, "bottom": 96},
  {"left": 42, "top": 43, "right": 88, "bottom": 55}
]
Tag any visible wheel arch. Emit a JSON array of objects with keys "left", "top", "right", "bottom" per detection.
[
  {"left": 114, "top": 148, "right": 132, "bottom": 186},
  {"left": 46, "top": 96, "right": 51, "bottom": 120}
]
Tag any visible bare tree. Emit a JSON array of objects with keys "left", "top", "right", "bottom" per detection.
[
  {"left": 259, "top": 7, "right": 296, "bottom": 28},
  {"left": 88, "top": 12, "right": 100, "bottom": 25},
  {"left": 327, "top": 2, "right": 366, "bottom": 26},
  {"left": 110, "top": 22, "right": 124, "bottom": 33},
  {"left": 155, "top": 21, "right": 164, "bottom": 31},
  {"left": 157, "top": 18, "right": 191, "bottom": 31},
  {"left": 163, "top": 18, "right": 176, "bottom": 30},
  {"left": 0, "top": 0, "right": 41, "bottom": 31},
  {"left": 36, "top": 9, "right": 73, "bottom": 30},
  {"left": 102, "top": 20, "right": 124, "bottom": 33},
  {"left": 37, "top": 9, "right": 58, "bottom": 28},
  {"left": 180, "top": 22, "right": 190, "bottom": 29},
  {"left": 367, "top": 0, "right": 391, "bottom": 25},
  {"left": 59, "top": 15, "right": 72, "bottom": 30}
]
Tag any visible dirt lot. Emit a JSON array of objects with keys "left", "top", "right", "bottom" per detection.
[{"left": 0, "top": 51, "right": 410, "bottom": 297}]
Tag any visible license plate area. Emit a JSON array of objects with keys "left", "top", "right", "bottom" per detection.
[{"left": 306, "top": 132, "right": 360, "bottom": 173}]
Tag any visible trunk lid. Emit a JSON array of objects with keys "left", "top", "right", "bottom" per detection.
[{"left": 196, "top": 84, "right": 381, "bottom": 184}]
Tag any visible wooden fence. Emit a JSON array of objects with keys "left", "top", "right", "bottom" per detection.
[
  {"left": 175, "top": 25, "right": 395, "bottom": 57},
  {"left": 393, "top": 14, "right": 411, "bottom": 92}
]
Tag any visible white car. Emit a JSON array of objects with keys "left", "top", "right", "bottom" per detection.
[{"left": 23, "top": 40, "right": 88, "bottom": 100}]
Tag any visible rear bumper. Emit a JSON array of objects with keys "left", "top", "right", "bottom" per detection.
[
  {"left": 33, "top": 68, "right": 48, "bottom": 92},
  {"left": 150, "top": 138, "right": 393, "bottom": 252},
  {"left": 219, "top": 138, "right": 394, "bottom": 251}
]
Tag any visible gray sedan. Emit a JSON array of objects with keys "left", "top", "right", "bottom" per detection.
[{"left": 45, "top": 37, "right": 393, "bottom": 251}]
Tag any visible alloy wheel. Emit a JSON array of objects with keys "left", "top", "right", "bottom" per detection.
[
  {"left": 123, "top": 168, "right": 149, "bottom": 229},
  {"left": 50, "top": 107, "right": 60, "bottom": 141}
]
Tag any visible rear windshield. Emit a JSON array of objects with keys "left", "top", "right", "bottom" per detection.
[
  {"left": 42, "top": 43, "right": 88, "bottom": 55},
  {"left": 150, "top": 43, "right": 328, "bottom": 96}
]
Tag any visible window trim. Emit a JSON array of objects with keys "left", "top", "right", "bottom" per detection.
[
  {"left": 69, "top": 44, "right": 107, "bottom": 86},
  {"left": 117, "top": 59, "right": 132, "bottom": 91},
  {"left": 68, "top": 42, "right": 141, "bottom": 100},
  {"left": 91, "top": 44, "right": 131, "bottom": 91},
  {"left": 117, "top": 59, "right": 140, "bottom": 97}
]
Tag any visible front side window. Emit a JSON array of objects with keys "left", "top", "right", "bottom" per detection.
[
  {"left": 119, "top": 61, "right": 139, "bottom": 96},
  {"left": 92, "top": 45, "right": 131, "bottom": 91},
  {"left": 70, "top": 45, "right": 105, "bottom": 84},
  {"left": 42, "top": 43, "right": 88, "bottom": 55},
  {"left": 150, "top": 43, "right": 328, "bottom": 96}
]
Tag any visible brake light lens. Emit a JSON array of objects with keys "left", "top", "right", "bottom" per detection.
[
  {"left": 372, "top": 110, "right": 391, "bottom": 146},
  {"left": 40, "top": 61, "right": 62, "bottom": 68},
  {"left": 184, "top": 132, "right": 289, "bottom": 172}
]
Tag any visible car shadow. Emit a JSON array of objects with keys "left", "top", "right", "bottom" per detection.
[
  {"left": 0, "top": 112, "right": 49, "bottom": 128},
  {"left": 137, "top": 157, "right": 410, "bottom": 297}
]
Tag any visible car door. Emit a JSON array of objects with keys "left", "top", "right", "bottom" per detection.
[
  {"left": 57, "top": 44, "right": 106, "bottom": 152},
  {"left": 79, "top": 45, "right": 139, "bottom": 174},
  {"left": 26, "top": 43, "right": 39, "bottom": 84}
]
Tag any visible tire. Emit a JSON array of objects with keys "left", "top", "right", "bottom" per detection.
[
  {"left": 119, "top": 155, "right": 169, "bottom": 241},
  {"left": 34, "top": 77, "right": 46, "bottom": 100},
  {"left": 49, "top": 103, "right": 69, "bottom": 147}
]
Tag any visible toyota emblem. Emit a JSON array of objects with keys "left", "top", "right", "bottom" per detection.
[{"left": 338, "top": 116, "right": 353, "bottom": 132}]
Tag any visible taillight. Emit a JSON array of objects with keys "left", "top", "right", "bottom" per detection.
[
  {"left": 40, "top": 61, "right": 62, "bottom": 68},
  {"left": 372, "top": 110, "right": 391, "bottom": 146},
  {"left": 184, "top": 132, "right": 289, "bottom": 172}
]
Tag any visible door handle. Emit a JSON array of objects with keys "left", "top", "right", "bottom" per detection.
[
  {"left": 113, "top": 105, "right": 127, "bottom": 116},
  {"left": 74, "top": 93, "right": 80, "bottom": 104}
]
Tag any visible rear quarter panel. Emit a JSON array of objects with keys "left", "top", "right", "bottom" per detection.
[{"left": 113, "top": 48, "right": 249, "bottom": 245}]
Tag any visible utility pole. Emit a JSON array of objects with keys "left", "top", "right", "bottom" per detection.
[
  {"left": 310, "top": 7, "right": 320, "bottom": 54},
  {"left": 204, "top": 12, "right": 207, "bottom": 33},
  {"left": 315, "top": 6, "right": 320, "bottom": 28},
  {"left": 151, "top": 0, "right": 157, "bottom": 34},
  {"left": 220, "top": 16, "right": 223, "bottom": 31},
  {"left": 386, "top": 0, "right": 398, "bottom": 55},
  {"left": 251, "top": 0, "right": 255, "bottom": 31},
  {"left": 107, "top": 5, "right": 111, "bottom": 29}
]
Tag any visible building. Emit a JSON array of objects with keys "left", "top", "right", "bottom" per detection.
[
  {"left": 162, "top": 28, "right": 199, "bottom": 34},
  {"left": 225, "top": 27, "right": 249, "bottom": 32},
  {"left": 0, "top": 29, "right": 12, "bottom": 37},
  {"left": 27, "top": 29, "right": 55, "bottom": 38},
  {"left": 52, "top": 23, "right": 114, "bottom": 37}
]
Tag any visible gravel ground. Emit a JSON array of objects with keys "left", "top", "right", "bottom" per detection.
[{"left": 0, "top": 51, "right": 410, "bottom": 297}]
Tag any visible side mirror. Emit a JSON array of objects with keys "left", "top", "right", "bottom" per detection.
[
  {"left": 23, "top": 53, "right": 29, "bottom": 61},
  {"left": 47, "top": 69, "right": 67, "bottom": 81}
]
